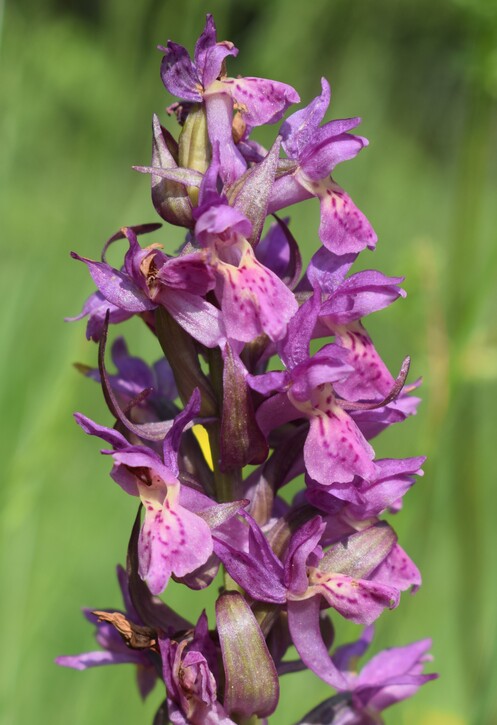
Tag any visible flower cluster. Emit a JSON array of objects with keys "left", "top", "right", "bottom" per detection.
[{"left": 59, "top": 15, "right": 437, "bottom": 724}]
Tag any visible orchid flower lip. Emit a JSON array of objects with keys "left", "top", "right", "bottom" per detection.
[{"left": 337, "top": 356, "right": 411, "bottom": 411}]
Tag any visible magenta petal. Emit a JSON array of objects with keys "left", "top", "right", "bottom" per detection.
[
  {"left": 246, "top": 370, "right": 288, "bottom": 396},
  {"left": 370, "top": 543, "right": 422, "bottom": 593},
  {"left": 352, "top": 392, "right": 421, "bottom": 440},
  {"left": 156, "top": 252, "right": 215, "bottom": 296},
  {"left": 66, "top": 291, "right": 134, "bottom": 342},
  {"left": 229, "top": 76, "right": 299, "bottom": 127},
  {"left": 290, "top": 347, "right": 353, "bottom": 402},
  {"left": 301, "top": 132, "right": 368, "bottom": 180},
  {"left": 358, "top": 639, "right": 435, "bottom": 711},
  {"left": 287, "top": 598, "right": 348, "bottom": 690},
  {"left": 111, "top": 445, "right": 175, "bottom": 482},
  {"left": 195, "top": 203, "right": 252, "bottom": 246},
  {"left": 218, "top": 246, "right": 298, "bottom": 343},
  {"left": 345, "top": 457, "right": 424, "bottom": 518},
  {"left": 139, "top": 492, "right": 213, "bottom": 595},
  {"left": 306, "top": 179, "right": 377, "bottom": 255},
  {"left": 280, "top": 77, "right": 331, "bottom": 158},
  {"left": 56, "top": 651, "right": 135, "bottom": 670},
  {"left": 314, "top": 572, "right": 399, "bottom": 625},
  {"left": 193, "top": 14, "right": 218, "bottom": 68},
  {"left": 159, "top": 41, "right": 202, "bottom": 101},
  {"left": 74, "top": 412, "right": 128, "bottom": 451},
  {"left": 159, "top": 289, "right": 226, "bottom": 348},
  {"left": 306, "top": 247, "right": 357, "bottom": 295},
  {"left": 360, "top": 639, "right": 434, "bottom": 685},
  {"left": 284, "top": 516, "right": 325, "bottom": 594},
  {"left": 305, "top": 408, "right": 377, "bottom": 485},
  {"left": 162, "top": 388, "right": 201, "bottom": 474},
  {"left": 213, "top": 518, "right": 287, "bottom": 604},
  {"left": 333, "top": 324, "right": 396, "bottom": 401},
  {"left": 202, "top": 50, "right": 238, "bottom": 88},
  {"left": 71, "top": 253, "right": 155, "bottom": 313},
  {"left": 366, "top": 674, "right": 438, "bottom": 713},
  {"left": 312, "top": 117, "right": 364, "bottom": 146},
  {"left": 321, "top": 270, "right": 406, "bottom": 323},
  {"left": 279, "top": 290, "right": 322, "bottom": 369},
  {"left": 201, "top": 41, "right": 238, "bottom": 88},
  {"left": 195, "top": 15, "right": 238, "bottom": 88},
  {"left": 204, "top": 92, "right": 246, "bottom": 184}
]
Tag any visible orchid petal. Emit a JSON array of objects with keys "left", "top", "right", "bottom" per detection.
[
  {"left": 310, "top": 571, "right": 399, "bottom": 625},
  {"left": 287, "top": 598, "right": 348, "bottom": 690},
  {"left": 320, "top": 270, "right": 406, "bottom": 323},
  {"left": 301, "top": 132, "right": 368, "bottom": 180},
  {"left": 227, "top": 76, "right": 299, "bottom": 127},
  {"left": 159, "top": 289, "right": 226, "bottom": 348},
  {"left": 304, "top": 406, "right": 377, "bottom": 485},
  {"left": 194, "top": 15, "right": 238, "bottom": 88},
  {"left": 139, "top": 486, "right": 213, "bottom": 595},
  {"left": 70, "top": 253, "right": 155, "bottom": 313},
  {"left": 280, "top": 78, "right": 331, "bottom": 158},
  {"left": 159, "top": 41, "right": 202, "bottom": 101},
  {"left": 370, "top": 543, "right": 421, "bottom": 593},
  {"left": 298, "top": 177, "right": 377, "bottom": 255},
  {"left": 204, "top": 91, "right": 246, "bottom": 184},
  {"left": 163, "top": 388, "right": 201, "bottom": 474},
  {"left": 217, "top": 242, "right": 298, "bottom": 343}
]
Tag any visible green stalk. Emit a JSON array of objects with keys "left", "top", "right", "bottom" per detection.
[
  {"left": 206, "top": 347, "right": 242, "bottom": 502},
  {"left": 206, "top": 347, "right": 244, "bottom": 594}
]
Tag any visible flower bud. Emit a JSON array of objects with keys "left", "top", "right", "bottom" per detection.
[
  {"left": 150, "top": 114, "right": 193, "bottom": 228},
  {"left": 178, "top": 104, "right": 211, "bottom": 205}
]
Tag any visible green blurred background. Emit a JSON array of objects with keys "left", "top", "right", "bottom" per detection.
[{"left": 1, "top": 0, "right": 497, "bottom": 722}]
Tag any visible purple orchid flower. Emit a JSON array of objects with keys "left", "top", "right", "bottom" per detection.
[
  {"left": 71, "top": 225, "right": 225, "bottom": 348},
  {"left": 66, "top": 290, "right": 135, "bottom": 342},
  {"left": 269, "top": 78, "right": 376, "bottom": 255},
  {"left": 56, "top": 566, "right": 159, "bottom": 699},
  {"left": 214, "top": 514, "right": 402, "bottom": 690},
  {"left": 250, "top": 296, "right": 378, "bottom": 486},
  {"left": 159, "top": 611, "right": 235, "bottom": 725},
  {"left": 159, "top": 14, "right": 299, "bottom": 183},
  {"left": 298, "top": 628, "right": 437, "bottom": 724},
  {"left": 192, "top": 149, "right": 298, "bottom": 343},
  {"left": 82, "top": 337, "right": 178, "bottom": 424},
  {"left": 73, "top": 391, "right": 231, "bottom": 595},
  {"left": 307, "top": 456, "right": 425, "bottom": 520}
]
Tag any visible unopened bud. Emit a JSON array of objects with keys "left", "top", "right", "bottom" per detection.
[{"left": 178, "top": 104, "right": 211, "bottom": 205}]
